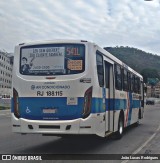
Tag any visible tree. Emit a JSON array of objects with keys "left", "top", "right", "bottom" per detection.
[{"left": 141, "top": 68, "right": 160, "bottom": 84}]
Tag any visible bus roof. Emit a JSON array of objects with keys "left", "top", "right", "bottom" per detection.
[{"left": 17, "top": 39, "right": 89, "bottom": 46}]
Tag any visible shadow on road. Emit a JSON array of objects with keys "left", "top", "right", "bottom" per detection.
[
  {"left": 18, "top": 135, "right": 115, "bottom": 154},
  {"left": 17, "top": 124, "right": 141, "bottom": 154}
]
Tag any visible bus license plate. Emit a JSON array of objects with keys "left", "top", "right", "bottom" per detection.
[{"left": 43, "top": 109, "right": 57, "bottom": 114}]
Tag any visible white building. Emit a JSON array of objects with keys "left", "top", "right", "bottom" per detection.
[
  {"left": 155, "top": 82, "right": 160, "bottom": 98},
  {"left": 0, "top": 50, "right": 13, "bottom": 97}
]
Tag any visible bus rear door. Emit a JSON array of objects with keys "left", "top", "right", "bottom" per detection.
[{"left": 104, "top": 59, "right": 114, "bottom": 134}]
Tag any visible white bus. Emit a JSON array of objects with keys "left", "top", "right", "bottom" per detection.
[{"left": 12, "top": 40, "right": 144, "bottom": 138}]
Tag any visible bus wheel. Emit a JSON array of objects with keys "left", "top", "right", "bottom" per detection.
[
  {"left": 115, "top": 115, "right": 124, "bottom": 139},
  {"left": 135, "top": 121, "right": 139, "bottom": 127}
]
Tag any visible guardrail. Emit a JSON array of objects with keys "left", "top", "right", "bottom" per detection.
[{"left": 0, "top": 99, "right": 11, "bottom": 110}]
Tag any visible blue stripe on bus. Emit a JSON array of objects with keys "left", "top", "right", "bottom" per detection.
[
  {"left": 92, "top": 98, "right": 140, "bottom": 112},
  {"left": 11, "top": 97, "right": 140, "bottom": 120},
  {"left": 12, "top": 97, "right": 84, "bottom": 120}
]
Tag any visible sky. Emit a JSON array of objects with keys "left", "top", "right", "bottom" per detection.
[{"left": 0, "top": 0, "right": 160, "bottom": 55}]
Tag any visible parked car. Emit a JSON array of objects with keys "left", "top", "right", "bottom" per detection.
[{"left": 146, "top": 99, "right": 155, "bottom": 105}]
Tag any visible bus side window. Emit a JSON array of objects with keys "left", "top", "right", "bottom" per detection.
[
  {"left": 123, "top": 69, "right": 128, "bottom": 91},
  {"left": 105, "top": 62, "right": 109, "bottom": 88},
  {"left": 135, "top": 77, "right": 137, "bottom": 93},
  {"left": 131, "top": 74, "right": 135, "bottom": 92},
  {"left": 135, "top": 77, "right": 140, "bottom": 94},
  {"left": 96, "top": 52, "right": 104, "bottom": 87},
  {"left": 138, "top": 78, "right": 141, "bottom": 94},
  {"left": 115, "top": 64, "right": 122, "bottom": 90},
  {"left": 128, "top": 72, "right": 131, "bottom": 91}
]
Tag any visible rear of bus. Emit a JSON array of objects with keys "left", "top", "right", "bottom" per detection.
[{"left": 11, "top": 40, "right": 97, "bottom": 136}]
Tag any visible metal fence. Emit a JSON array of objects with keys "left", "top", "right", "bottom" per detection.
[{"left": 0, "top": 99, "right": 11, "bottom": 109}]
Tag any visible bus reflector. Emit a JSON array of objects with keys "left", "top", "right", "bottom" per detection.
[
  {"left": 13, "top": 88, "right": 20, "bottom": 118},
  {"left": 82, "top": 86, "right": 92, "bottom": 119},
  {"left": 46, "top": 77, "right": 56, "bottom": 79}
]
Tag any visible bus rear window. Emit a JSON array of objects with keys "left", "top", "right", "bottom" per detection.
[{"left": 20, "top": 44, "right": 85, "bottom": 76}]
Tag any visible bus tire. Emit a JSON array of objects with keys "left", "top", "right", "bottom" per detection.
[
  {"left": 115, "top": 114, "right": 124, "bottom": 139},
  {"left": 135, "top": 109, "right": 141, "bottom": 127},
  {"left": 135, "top": 121, "right": 139, "bottom": 127}
]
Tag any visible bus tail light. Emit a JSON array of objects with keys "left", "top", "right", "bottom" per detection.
[
  {"left": 13, "top": 88, "right": 20, "bottom": 118},
  {"left": 82, "top": 86, "right": 92, "bottom": 119}
]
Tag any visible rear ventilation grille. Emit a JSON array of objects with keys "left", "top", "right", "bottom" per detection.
[{"left": 39, "top": 125, "right": 60, "bottom": 129}]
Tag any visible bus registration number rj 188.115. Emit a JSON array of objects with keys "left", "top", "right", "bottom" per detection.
[{"left": 37, "top": 91, "right": 63, "bottom": 97}]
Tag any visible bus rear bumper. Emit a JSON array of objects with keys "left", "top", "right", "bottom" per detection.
[{"left": 11, "top": 114, "right": 103, "bottom": 136}]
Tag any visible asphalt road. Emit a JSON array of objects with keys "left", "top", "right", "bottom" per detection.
[{"left": 0, "top": 104, "right": 160, "bottom": 162}]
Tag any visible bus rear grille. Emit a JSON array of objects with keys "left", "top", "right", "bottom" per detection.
[{"left": 39, "top": 125, "right": 60, "bottom": 129}]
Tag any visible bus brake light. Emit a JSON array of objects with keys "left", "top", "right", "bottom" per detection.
[
  {"left": 82, "top": 86, "right": 92, "bottom": 119},
  {"left": 13, "top": 88, "right": 20, "bottom": 118}
]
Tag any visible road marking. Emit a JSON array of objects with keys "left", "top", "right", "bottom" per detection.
[
  {"left": 0, "top": 114, "right": 11, "bottom": 116},
  {"left": 121, "top": 124, "right": 160, "bottom": 163},
  {"left": 0, "top": 112, "right": 11, "bottom": 117},
  {"left": 0, "top": 114, "right": 6, "bottom": 116},
  {"left": 0, "top": 110, "right": 10, "bottom": 113},
  {"left": 6, "top": 116, "right": 11, "bottom": 118},
  {"left": 156, "top": 125, "right": 160, "bottom": 131}
]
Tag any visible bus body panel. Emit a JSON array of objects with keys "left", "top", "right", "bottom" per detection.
[
  {"left": 12, "top": 113, "right": 106, "bottom": 137},
  {"left": 11, "top": 79, "right": 93, "bottom": 120},
  {"left": 12, "top": 40, "right": 144, "bottom": 137}
]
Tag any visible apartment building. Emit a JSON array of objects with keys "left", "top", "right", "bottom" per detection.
[
  {"left": 0, "top": 50, "right": 13, "bottom": 97},
  {"left": 155, "top": 82, "right": 160, "bottom": 98}
]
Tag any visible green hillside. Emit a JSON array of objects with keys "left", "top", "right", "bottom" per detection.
[{"left": 104, "top": 46, "right": 160, "bottom": 82}]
